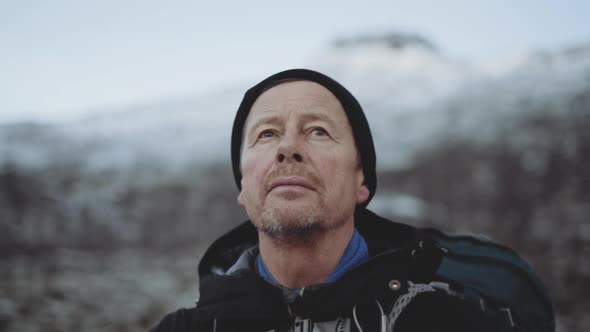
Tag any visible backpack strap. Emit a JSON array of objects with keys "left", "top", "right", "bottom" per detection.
[{"left": 414, "top": 230, "right": 555, "bottom": 332}]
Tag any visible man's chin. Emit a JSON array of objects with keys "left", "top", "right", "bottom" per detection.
[
  {"left": 259, "top": 222, "right": 321, "bottom": 243},
  {"left": 256, "top": 205, "right": 326, "bottom": 242}
]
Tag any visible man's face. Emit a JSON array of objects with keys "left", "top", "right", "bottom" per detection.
[{"left": 237, "top": 80, "right": 369, "bottom": 239}]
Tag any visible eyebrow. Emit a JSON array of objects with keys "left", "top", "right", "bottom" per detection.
[
  {"left": 246, "top": 115, "right": 282, "bottom": 141},
  {"left": 246, "top": 112, "right": 339, "bottom": 139}
]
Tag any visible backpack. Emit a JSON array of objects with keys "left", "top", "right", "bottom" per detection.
[{"left": 418, "top": 228, "right": 555, "bottom": 332}]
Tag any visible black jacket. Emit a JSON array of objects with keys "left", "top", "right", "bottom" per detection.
[{"left": 150, "top": 209, "right": 505, "bottom": 332}]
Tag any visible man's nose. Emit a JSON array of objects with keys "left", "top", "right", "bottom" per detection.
[{"left": 276, "top": 131, "right": 303, "bottom": 163}]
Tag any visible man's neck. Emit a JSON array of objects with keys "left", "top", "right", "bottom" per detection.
[{"left": 258, "top": 221, "right": 355, "bottom": 290}]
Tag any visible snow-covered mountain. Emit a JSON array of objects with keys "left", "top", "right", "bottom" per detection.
[
  {"left": 309, "top": 35, "right": 590, "bottom": 168},
  {"left": 1, "top": 33, "right": 589, "bottom": 174}
]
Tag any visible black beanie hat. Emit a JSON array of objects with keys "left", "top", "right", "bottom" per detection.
[{"left": 231, "top": 68, "right": 377, "bottom": 207}]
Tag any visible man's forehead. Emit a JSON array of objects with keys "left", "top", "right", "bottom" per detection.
[
  {"left": 245, "top": 80, "right": 346, "bottom": 125},
  {"left": 251, "top": 80, "right": 343, "bottom": 112}
]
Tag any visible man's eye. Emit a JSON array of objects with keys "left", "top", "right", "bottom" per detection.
[
  {"left": 311, "top": 127, "right": 329, "bottom": 136},
  {"left": 258, "top": 129, "right": 276, "bottom": 138}
]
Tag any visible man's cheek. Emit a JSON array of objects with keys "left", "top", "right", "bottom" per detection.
[
  {"left": 316, "top": 159, "right": 339, "bottom": 178},
  {"left": 253, "top": 162, "right": 272, "bottom": 185}
]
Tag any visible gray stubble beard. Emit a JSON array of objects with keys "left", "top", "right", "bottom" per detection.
[{"left": 256, "top": 204, "right": 328, "bottom": 246}]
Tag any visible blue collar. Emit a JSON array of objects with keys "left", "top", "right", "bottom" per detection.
[{"left": 257, "top": 228, "right": 369, "bottom": 292}]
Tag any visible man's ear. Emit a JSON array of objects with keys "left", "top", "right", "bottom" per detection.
[
  {"left": 355, "top": 169, "right": 370, "bottom": 205},
  {"left": 237, "top": 190, "right": 245, "bottom": 208},
  {"left": 237, "top": 177, "right": 246, "bottom": 208},
  {"left": 356, "top": 184, "right": 370, "bottom": 205}
]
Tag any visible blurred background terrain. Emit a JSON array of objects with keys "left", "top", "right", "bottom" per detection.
[{"left": 1, "top": 2, "right": 589, "bottom": 331}]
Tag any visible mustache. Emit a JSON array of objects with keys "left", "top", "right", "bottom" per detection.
[{"left": 264, "top": 164, "right": 322, "bottom": 192}]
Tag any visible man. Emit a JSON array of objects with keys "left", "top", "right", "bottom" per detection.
[{"left": 150, "top": 69, "right": 554, "bottom": 332}]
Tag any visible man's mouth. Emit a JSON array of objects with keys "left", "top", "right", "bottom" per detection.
[{"left": 268, "top": 176, "right": 315, "bottom": 192}]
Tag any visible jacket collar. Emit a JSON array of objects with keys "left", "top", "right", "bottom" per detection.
[{"left": 198, "top": 208, "right": 418, "bottom": 279}]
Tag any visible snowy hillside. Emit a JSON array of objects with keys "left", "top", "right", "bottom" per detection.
[
  {"left": 2, "top": 34, "right": 588, "bottom": 173},
  {"left": 1, "top": 88, "right": 244, "bottom": 172}
]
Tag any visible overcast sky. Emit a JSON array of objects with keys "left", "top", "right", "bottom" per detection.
[{"left": 1, "top": 0, "right": 589, "bottom": 123}]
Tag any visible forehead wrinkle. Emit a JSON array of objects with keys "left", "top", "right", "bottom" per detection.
[
  {"left": 284, "top": 92, "right": 342, "bottom": 114},
  {"left": 298, "top": 111, "right": 340, "bottom": 129}
]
